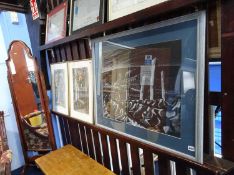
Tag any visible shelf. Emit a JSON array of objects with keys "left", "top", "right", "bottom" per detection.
[{"left": 40, "top": 0, "right": 204, "bottom": 51}]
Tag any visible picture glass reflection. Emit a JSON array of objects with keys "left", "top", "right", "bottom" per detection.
[
  {"left": 73, "top": 67, "right": 89, "bottom": 114},
  {"left": 101, "top": 40, "right": 183, "bottom": 138},
  {"left": 54, "top": 69, "right": 65, "bottom": 108}
]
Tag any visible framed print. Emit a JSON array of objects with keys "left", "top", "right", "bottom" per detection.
[
  {"left": 68, "top": 60, "right": 93, "bottom": 123},
  {"left": 51, "top": 63, "right": 69, "bottom": 115},
  {"left": 92, "top": 11, "right": 206, "bottom": 163},
  {"left": 45, "top": 1, "right": 68, "bottom": 43},
  {"left": 108, "top": 0, "right": 169, "bottom": 21},
  {"left": 70, "top": 0, "right": 104, "bottom": 35}
]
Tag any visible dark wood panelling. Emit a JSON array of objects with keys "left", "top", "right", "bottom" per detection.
[
  {"left": 78, "top": 40, "right": 87, "bottom": 59},
  {"left": 79, "top": 124, "right": 88, "bottom": 155},
  {"left": 176, "top": 161, "right": 188, "bottom": 175},
  {"left": 143, "top": 149, "right": 154, "bottom": 175},
  {"left": 60, "top": 46, "right": 67, "bottom": 61},
  {"left": 221, "top": 0, "right": 234, "bottom": 34},
  {"left": 221, "top": 0, "right": 234, "bottom": 162},
  {"left": 71, "top": 41, "right": 80, "bottom": 60},
  {"left": 86, "top": 128, "right": 95, "bottom": 159},
  {"left": 65, "top": 43, "right": 72, "bottom": 61},
  {"left": 196, "top": 169, "right": 214, "bottom": 175},
  {"left": 158, "top": 156, "right": 171, "bottom": 175},
  {"left": 58, "top": 116, "right": 67, "bottom": 145},
  {"left": 46, "top": 50, "right": 53, "bottom": 65},
  {"left": 109, "top": 137, "right": 120, "bottom": 174},
  {"left": 0, "top": 2, "right": 27, "bottom": 12},
  {"left": 101, "top": 134, "right": 111, "bottom": 169},
  {"left": 63, "top": 117, "right": 71, "bottom": 144},
  {"left": 221, "top": 36, "right": 234, "bottom": 161},
  {"left": 40, "top": 0, "right": 204, "bottom": 50},
  {"left": 119, "top": 140, "right": 130, "bottom": 175},
  {"left": 55, "top": 47, "right": 61, "bottom": 62},
  {"left": 67, "top": 120, "right": 82, "bottom": 150},
  {"left": 130, "top": 145, "right": 141, "bottom": 175},
  {"left": 84, "top": 39, "right": 91, "bottom": 58},
  {"left": 47, "top": 0, "right": 52, "bottom": 12},
  {"left": 51, "top": 49, "right": 56, "bottom": 63},
  {"left": 92, "top": 130, "right": 102, "bottom": 164},
  {"left": 209, "top": 92, "right": 221, "bottom": 106}
]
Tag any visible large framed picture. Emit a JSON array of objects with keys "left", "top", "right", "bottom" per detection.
[
  {"left": 45, "top": 1, "right": 68, "bottom": 43},
  {"left": 92, "top": 11, "right": 206, "bottom": 163},
  {"left": 51, "top": 63, "right": 69, "bottom": 115},
  {"left": 70, "top": 0, "right": 104, "bottom": 35},
  {"left": 108, "top": 0, "right": 169, "bottom": 21},
  {"left": 68, "top": 60, "right": 93, "bottom": 123}
]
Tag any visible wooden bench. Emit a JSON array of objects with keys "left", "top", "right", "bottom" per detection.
[{"left": 35, "top": 144, "right": 115, "bottom": 175}]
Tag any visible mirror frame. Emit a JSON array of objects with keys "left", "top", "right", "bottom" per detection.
[{"left": 6, "top": 40, "right": 56, "bottom": 164}]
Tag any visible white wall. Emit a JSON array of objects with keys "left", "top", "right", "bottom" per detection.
[{"left": 0, "top": 11, "right": 33, "bottom": 170}]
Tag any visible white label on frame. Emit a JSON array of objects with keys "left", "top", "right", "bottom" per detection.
[{"left": 188, "top": 146, "right": 195, "bottom": 152}]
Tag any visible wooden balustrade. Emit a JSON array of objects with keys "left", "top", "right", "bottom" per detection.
[{"left": 51, "top": 111, "right": 234, "bottom": 175}]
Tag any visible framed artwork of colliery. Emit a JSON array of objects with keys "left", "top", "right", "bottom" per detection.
[
  {"left": 69, "top": 0, "right": 104, "bottom": 35},
  {"left": 92, "top": 11, "right": 206, "bottom": 163},
  {"left": 45, "top": 1, "right": 68, "bottom": 43},
  {"left": 51, "top": 63, "right": 69, "bottom": 115},
  {"left": 68, "top": 60, "right": 93, "bottom": 123}
]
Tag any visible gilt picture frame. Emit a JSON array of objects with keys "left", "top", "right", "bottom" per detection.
[
  {"left": 92, "top": 11, "right": 206, "bottom": 163},
  {"left": 51, "top": 63, "right": 69, "bottom": 115},
  {"left": 68, "top": 60, "right": 93, "bottom": 123},
  {"left": 45, "top": 1, "right": 68, "bottom": 43}
]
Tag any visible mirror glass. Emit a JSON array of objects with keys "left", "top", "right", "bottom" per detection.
[{"left": 7, "top": 41, "right": 53, "bottom": 151}]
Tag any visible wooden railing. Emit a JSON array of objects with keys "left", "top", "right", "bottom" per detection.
[{"left": 52, "top": 111, "right": 234, "bottom": 175}]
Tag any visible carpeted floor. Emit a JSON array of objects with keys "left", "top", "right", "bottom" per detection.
[{"left": 12, "top": 166, "right": 43, "bottom": 175}]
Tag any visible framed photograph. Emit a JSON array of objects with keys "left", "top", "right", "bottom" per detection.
[
  {"left": 70, "top": 0, "right": 104, "bottom": 35},
  {"left": 108, "top": 0, "right": 169, "bottom": 21},
  {"left": 68, "top": 60, "right": 93, "bottom": 123},
  {"left": 92, "top": 11, "right": 206, "bottom": 163},
  {"left": 45, "top": 1, "right": 68, "bottom": 43},
  {"left": 51, "top": 63, "right": 69, "bottom": 115}
]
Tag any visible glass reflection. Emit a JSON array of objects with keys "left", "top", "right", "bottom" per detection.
[{"left": 101, "top": 40, "right": 187, "bottom": 138}]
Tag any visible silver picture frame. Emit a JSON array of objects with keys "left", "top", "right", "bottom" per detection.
[{"left": 92, "top": 11, "right": 206, "bottom": 163}]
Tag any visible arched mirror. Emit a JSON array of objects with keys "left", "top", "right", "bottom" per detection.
[{"left": 6, "top": 40, "right": 55, "bottom": 166}]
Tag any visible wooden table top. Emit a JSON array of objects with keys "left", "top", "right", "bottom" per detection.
[{"left": 35, "top": 145, "right": 116, "bottom": 175}]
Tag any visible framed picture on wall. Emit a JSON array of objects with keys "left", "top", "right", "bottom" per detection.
[
  {"left": 45, "top": 1, "right": 68, "bottom": 43},
  {"left": 69, "top": 0, "right": 104, "bottom": 35},
  {"left": 92, "top": 11, "right": 206, "bottom": 163},
  {"left": 51, "top": 63, "right": 69, "bottom": 115},
  {"left": 68, "top": 60, "right": 93, "bottom": 123},
  {"left": 108, "top": 0, "right": 169, "bottom": 21}
]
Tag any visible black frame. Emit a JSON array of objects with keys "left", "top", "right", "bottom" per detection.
[{"left": 69, "top": 0, "right": 105, "bottom": 35}]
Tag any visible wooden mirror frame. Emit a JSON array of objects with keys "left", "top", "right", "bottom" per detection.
[{"left": 5, "top": 40, "right": 56, "bottom": 167}]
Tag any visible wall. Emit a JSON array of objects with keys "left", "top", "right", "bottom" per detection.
[{"left": 0, "top": 11, "right": 32, "bottom": 170}]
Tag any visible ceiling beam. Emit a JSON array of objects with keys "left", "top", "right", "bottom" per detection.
[{"left": 0, "top": 2, "right": 27, "bottom": 13}]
